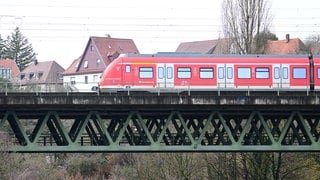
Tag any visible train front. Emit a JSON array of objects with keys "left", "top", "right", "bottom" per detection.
[{"left": 98, "top": 57, "right": 123, "bottom": 92}]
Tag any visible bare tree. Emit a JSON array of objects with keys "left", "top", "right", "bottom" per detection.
[
  {"left": 222, "top": 0, "right": 271, "bottom": 54},
  {"left": 305, "top": 34, "right": 320, "bottom": 54}
]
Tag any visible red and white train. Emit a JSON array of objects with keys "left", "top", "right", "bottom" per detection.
[{"left": 99, "top": 54, "right": 320, "bottom": 92}]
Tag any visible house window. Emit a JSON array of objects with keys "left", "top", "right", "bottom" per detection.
[
  {"left": 238, "top": 68, "right": 251, "bottom": 78},
  {"left": 200, "top": 68, "right": 213, "bottom": 79},
  {"left": 29, "top": 73, "right": 35, "bottom": 80},
  {"left": 58, "top": 73, "right": 63, "bottom": 81},
  {"left": 139, "top": 67, "right": 153, "bottom": 78},
  {"left": 256, "top": 68, "right": 269, "bottom": 79},
  {"left": 20, "top": 73, "right": 25, "bottom": 80},
  {"left": 177, "top": 67, "right": 191, "bottom": 79},
  {"left": 84, "top": 76, "right": 88, "bottom": 84},
  {"left": 38, "top": 72, "right": 44, "bottom": 79},
  {"left": 84, "top": 61, "right": 88, "bottom": 68},
  {"left": 90, "top": 45, "right": 94, "bottom": 51},
  {"left": 96, "top": 59, "right": 101, "bottom": 67},
  {"left": 70, "top": 77, "right": 76, "bottom": 85},
  {"left": 0, "top": 68, "right": 11, "bottom": 80},
  {"left": 318, "top": 68, "right": 320, "bottom": 79},
  {"left": 93, "top": 75, "right": 98, "bottom": 83},
  {"left": 293, "top": 68, "right": 306, "bottom": 79}
]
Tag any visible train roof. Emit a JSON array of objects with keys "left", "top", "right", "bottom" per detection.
[
  {"left": 120, "top": 53, "right": 315, "bottom": 59},
  {"left": 111, "top": 54, "right": 313, "bottom": 64}
]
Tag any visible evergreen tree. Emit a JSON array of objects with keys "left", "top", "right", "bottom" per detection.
[
  {"left": 253, "top": 30, "right": 278, "bottom": 54},
  {"left": 5, "top": 27, "right": 37, "bottom": 70},
  {"left": 0, "top": 35, "right": 6, "bottom": 59}
]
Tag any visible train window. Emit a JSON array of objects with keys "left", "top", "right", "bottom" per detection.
[
  {"left": 274, "top": 67, "right": 280, "bottom": 79},
  {"left": 178, "top": 67, "right": 191, "bottom": 78},
  {"left": 293, "top": 68, "right": 306, "bottom": 79},
  {"left": 167, "top": 67, "right": 173, "bottom": 79},
  {"left": 318, "top": 68, "right": 320, "bottom": 79},
  {"left": 256, "top": 68, "right": 269, "bottom": 79},
  {"left": 125, "top": 65, "right": 131, "bottom": 73},
  {"left": 283, "top": 67, "right": 288, "bottom": 79},
  {"left": 218, "top": 67, "right": 224, "bottom": 79},
  {"left": 139, "top": 67, "right": 153, "bottom": 78},
  {"left": 158, "top": 67, "right": 164, "bottom": 79},
  {"left": 238, "top": 68, "right": 251, "bottom": 78},
  {"left": 227, "top": 67, "right": 233, "bottom": 79},
  {"left": 200, "top": 68, "right": 214, "bottom": 79}
]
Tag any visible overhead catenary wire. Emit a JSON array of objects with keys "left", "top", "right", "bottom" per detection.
[{"left": 1, "top": 1, "right": 320, "bottom": 69}]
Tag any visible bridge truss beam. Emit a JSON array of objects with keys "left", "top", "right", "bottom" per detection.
[{"left": 1, "top": 108, "right": 320, "bottom": 152}]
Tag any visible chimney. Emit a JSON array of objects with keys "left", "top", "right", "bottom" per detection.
[{"left": 286, "top": 34, "right": 290, "bottom": 43}]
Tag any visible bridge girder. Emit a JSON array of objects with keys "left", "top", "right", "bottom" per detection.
[{"left": 1, "top": 109, "right": 320, "bottom": 152}]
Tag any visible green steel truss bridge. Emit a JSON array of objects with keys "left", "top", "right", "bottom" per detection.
[{"left": 1, "top": 92, "right": 320, "bottom": 152}]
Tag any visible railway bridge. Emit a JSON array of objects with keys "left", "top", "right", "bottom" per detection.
[{"left": 1, "top": 91, "right": 320, "bottom": 152}]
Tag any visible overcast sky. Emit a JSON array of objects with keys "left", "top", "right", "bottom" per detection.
[{"left": 1, "top": 0, "right": 320, "bottom": 68}]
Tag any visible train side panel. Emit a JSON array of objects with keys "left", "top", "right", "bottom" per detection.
[
  {"left": 234, "top": 64, "right": 273, "bottom": 89},
  {"left": 99, "top": 55, "right": 313, "bottom": 92},
  {"left": 131, "top": 63, "right": 157, "bottom": 89},
  {"left": 313, "top": 58, "right": 320, "bottom": 90},
  {"left": 174, "top": 64, "right": 217, "bottom": 89},
  {"left": 289, "top": 64, "right": 310, "bottom": 89}
]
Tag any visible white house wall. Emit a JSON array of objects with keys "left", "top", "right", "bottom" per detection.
[{"left": 63, "top": 73, "right": 101, "bottom": 92}]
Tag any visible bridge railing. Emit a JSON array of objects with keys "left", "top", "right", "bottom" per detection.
[
  {"left": 0, "top": 81, "right": 105, "bottom": 94},
  {"left": 0, "top": 81, "right": 315, "bottom": 95},
  {"left": 0, "top": 82, "right": 66, "bottom": 94}
]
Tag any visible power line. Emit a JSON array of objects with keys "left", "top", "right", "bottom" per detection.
[
  {"left": 1, "top": 2, "right": 320, "bottom": 10},
  {"left": 3, "top": 14, "right": 320, "bottom": 21},
  {"left": 2, "top": 18, "right": 320, "bottom": 27},
  {"left": 0, "top": 3, "right": 215, "bottom": 10},
  {"left": 0, "top": 22, "right": 220, "bottom": 28},
  {"left": 0, "top": 15, "right": 221, "bottom": 21}
]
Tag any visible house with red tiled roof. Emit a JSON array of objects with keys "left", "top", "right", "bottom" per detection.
[
  {"left": 0, "top": 59, "right": 20, "bottom": 81},
  {"left": 17, "top": 60, "right": 65, "bottom": 92},
  {"left": 176, "top": 38, "right": 233, "bottom": 54},
  {"left": 264, "top": 34, "right": 308, "bottom": 54},
  {"left": 63, "top": 36, "right": 139, "bottom": 92}
]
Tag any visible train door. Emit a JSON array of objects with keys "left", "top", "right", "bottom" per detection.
[
  {"left": 157, "top": 64, "right": 174, "bottom": 88},
  {"left": 123, "top": 64, "right": 134, "bottom": 87},
  {"left": 217, "top": 64, "right": 234, "bottom": 89},
  {"left": 273, "top": 64, "right": 289, "bottom": 89}
]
